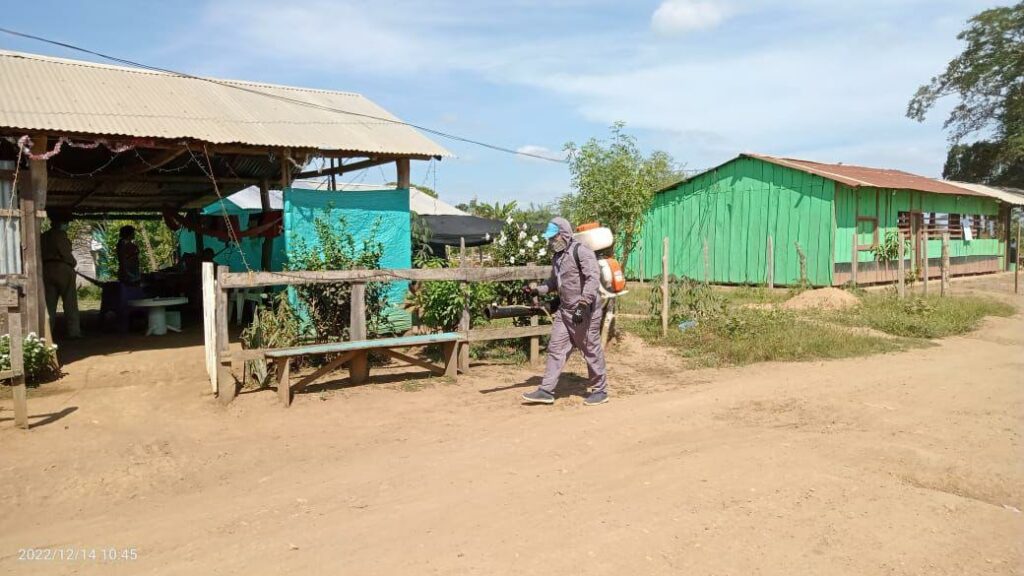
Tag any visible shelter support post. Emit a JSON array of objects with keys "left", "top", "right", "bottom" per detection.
[
  {"left": 529, "top": 315, "right": 539, "bottom": 366},
  {"left": 259, "top": 179, "right": 273, "bottom": 271},
  {"left": 396, "top": 158, "right": 411, "bottom": 189},
  {"left": 897, "top": 232, "right": 906, "bottom": 299},
  {"left": 766, "top": 235, "right": 774, "bottom": 289},
  {"left": 19, "top": 135, "right": 46, "bottom": 337},
  {"left": 191, "top": 210, "right": 205, "bottom": 258},
  {"left": 215, "top": 265, "right": 235, "bottom": 404},
  {"left": 349, "top": 282, "right": 369, "bottom": 384},
  {"left": 458, "top": 237, "right": 470, "bottom": 371},
  {"left": 661, "top": 237, "right": 669, "bottom": 337},
  {"left": 7, "top": 292, "right": 27, "bottom": 429}
]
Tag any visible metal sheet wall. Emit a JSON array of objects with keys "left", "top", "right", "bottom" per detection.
[{"left": 0, "top": 160, "right": 21, "bottom": 275}]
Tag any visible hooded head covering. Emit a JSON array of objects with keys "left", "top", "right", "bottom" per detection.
[{"left": 545, "top": 217, "right": 574, "bottom": 253}]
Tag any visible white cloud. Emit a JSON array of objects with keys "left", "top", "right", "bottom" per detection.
[
  {"left": 515, "top": 145, "right": 567, "bottom": 162},
  {"left": 651, "top": 0, "right": 730, "bottom": 35}
]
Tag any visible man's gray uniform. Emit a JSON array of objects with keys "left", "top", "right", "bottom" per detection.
[{"left": 536, "top": 217, "right": 608, "bottom": 395}]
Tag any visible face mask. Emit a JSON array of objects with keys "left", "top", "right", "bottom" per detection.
[{"left": 550, "top": 235, "right": 568, "bottom": 254}]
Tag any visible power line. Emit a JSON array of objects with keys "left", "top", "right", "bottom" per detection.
[{"left": 0, "top": 27, "right": 568, "bottom": 164}]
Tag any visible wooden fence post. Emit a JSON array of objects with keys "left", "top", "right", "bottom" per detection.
[
  {"left": 8, "top": 303, "right": 27, "bottom": 429},
  {"left": 661, "top": 237, "right": 669, "bottom": 337},
  {"left": 529, "top": 315, "right": 540, "bottom": 365},
  {"left": 851, "top": 233, "right": 858, "bottom": 287},
  {"left": 1016, "top": 211, "right": 1020, "bottom": 295},
  {"left": 458, "top": 237, "right": 470, "bottom": 372},
  {"left": 766, "top": 235, "right": 774, "bottom": 289},
  {"left": 638, "top": 243, "right": 644, "bottom": 285},
  {"left": 922, "top": 236, "right": 930, "bottom": 296},
  {"left": 702, "top": 238, "right": 710, "bottom": 283},
  {"left": 202, "top": 262, "right": 217, "bottom": 393},
  {"left": 897, "top": 232, "right": 906, "bottom": 299},
  {"left": 349, "top": 282, "right": 369, "bottom": 385},
  {"left": 215, "top": 265, "right": 235, "bottom": 404},
  {"left": 941, "top": 232, "right": 950, "bottom": 296}
]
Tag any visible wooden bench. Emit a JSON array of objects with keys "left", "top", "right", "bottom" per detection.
[{"left": 265, "top": 332, "right": 462, "bottom": 406}]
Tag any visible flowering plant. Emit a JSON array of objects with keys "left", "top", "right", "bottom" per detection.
[
  {"left": 0, "top": 332, "right": 59, "bottom": 383},
  {"left": 492, "top": 215, "right": 551, "bottom": 267}
]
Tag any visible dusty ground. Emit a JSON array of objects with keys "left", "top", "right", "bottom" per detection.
[{"left": 1, "top": 275, "right": 1022, "bottom": 575}]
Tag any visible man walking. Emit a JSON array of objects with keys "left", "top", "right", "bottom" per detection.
[{"left": 522, "top": 217, "right": 609, "bottom": 406}]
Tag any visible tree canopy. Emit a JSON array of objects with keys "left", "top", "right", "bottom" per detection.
[
  {"left": 907, "top": 2, "right": 1024, "bottom": 186},
  {"left": 561, "top": 122, "right": 677, "bottom": 267}
]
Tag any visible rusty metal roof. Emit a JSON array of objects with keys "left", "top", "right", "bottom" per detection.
[
  {"left": 0, "top": 50, "right": 450, "bottom": 158},
  {"left": 745, "top": 153, "right": 975, "bottom": 196}
]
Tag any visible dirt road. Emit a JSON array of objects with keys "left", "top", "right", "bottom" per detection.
[{"left": 1, "top": 278, "right": 1022, "bottom": 575}]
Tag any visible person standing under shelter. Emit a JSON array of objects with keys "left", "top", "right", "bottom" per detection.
[
  {"left": 40, "top": 212, "right": 81, "bottom": 339},
  {"left": 522, "top": 217, "right": 609, "bottom": 406},
  {"left": 116, "top": 225, "right": 141, "bottom": 285}
]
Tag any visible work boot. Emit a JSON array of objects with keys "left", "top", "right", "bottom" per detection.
[
  {"left": 584, "top": 391, "right": 608, "bottom": 406},
  {"left": 522, "top": 389, "right": 555, "bottom": 405}
]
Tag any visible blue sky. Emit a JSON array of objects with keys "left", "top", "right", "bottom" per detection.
[{"left": 0, "top": 0, "right": 1006, "bottom": 206}]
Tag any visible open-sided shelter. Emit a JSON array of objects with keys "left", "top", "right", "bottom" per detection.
[
  {"left": 0, "top": 49, "right": 449, "bottom": 337},
  {"left": 629, "top": 153, "right": 1022, "bottom": 286}
]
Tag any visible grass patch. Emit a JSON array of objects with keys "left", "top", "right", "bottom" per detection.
[
  {"left": 623, "top": 308, "right": 910, "bottom": 367},
  {"left": 830, "top": 293, "right": 1015, "bottom": 339}
]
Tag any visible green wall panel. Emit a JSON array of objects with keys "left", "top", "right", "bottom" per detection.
[{"left": 629, "top": 157, "right": 835, "bottom": 286}]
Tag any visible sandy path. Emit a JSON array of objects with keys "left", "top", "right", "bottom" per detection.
[{"left": 1, "top": 278, "right": 1021, "bottom": 575}]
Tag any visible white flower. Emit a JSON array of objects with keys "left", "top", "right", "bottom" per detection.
[
  {"left": 509, "top": 256, "right": 516, "bottom": 264},
  {"left": 498, "top": 236, "right": 506, "bottom": 246},
  {"left": 518, "top": 230, "right": 526, "bottom": 240},
  {"left": 538, "top": 248, "right": 546, "bottom": 257},
  {"left": 484, "top": 233, "right": 491, "bottom": 241},
  {"left": 519, "top": 248, "right": 526, "bottom": 255},
  {"left": 531, "top": 235, "right": 539, "bottom": 243},
  {"left": 526, "top": 240, "right": 535, "bottom": 248},
  {"left": 506, "top": 215, "right": 514, "bottom": 224}
]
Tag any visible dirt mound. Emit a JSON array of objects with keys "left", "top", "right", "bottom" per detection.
[{"left": 782, "top": 287, "right": 860, "bottom": 311}]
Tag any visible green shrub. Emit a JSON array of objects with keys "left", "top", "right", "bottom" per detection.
[
  {"left": 240, "top": 293, "right": 302, "bottom": 387},
  {"left": 648, "top": 276, "right": 725, "bottom": 323},
  {"left": 287, "top": 213, "right": 392, "bottom": 342},
  {"left": 0, "top": 332, "right": 60, "bottom": 384},
  {"left": 406, "top": 257, "right": 498, "bottom": 331}
]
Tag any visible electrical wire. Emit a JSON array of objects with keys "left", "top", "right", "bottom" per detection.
[{"left": 0, "top": 27, "right": 569, "bottom": 164}]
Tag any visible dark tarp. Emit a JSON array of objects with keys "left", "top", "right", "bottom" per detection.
[{"left": 419, "top": 214, "right": 503, "bottom": 247}]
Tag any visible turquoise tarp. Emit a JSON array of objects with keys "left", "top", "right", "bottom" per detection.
[
  {"left": 178, "top": 198, "right": 287, "bottom": 273},
  {"left": 180, "top": 187, "right": 412, "bottom": 332},
  {"left": 284, "top": 188, "right": 412, "bottom": 332}
]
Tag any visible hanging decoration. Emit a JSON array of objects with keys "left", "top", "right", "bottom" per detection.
[{"left": 13, "top": 135, "right": 138, "bottom": 161}]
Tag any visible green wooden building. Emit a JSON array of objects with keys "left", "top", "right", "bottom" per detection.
[{"left": 628, "top": 153, "right": 1016, "bottom": 286}]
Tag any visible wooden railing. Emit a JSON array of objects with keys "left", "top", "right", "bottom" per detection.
[{"left": 204, "top": 263, "right": 553, "bottom": 404}]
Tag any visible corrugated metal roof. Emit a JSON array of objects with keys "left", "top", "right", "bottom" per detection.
[
  {"left": 744, "top": 153, "right": 975, "bottom": 196},
  {"left": 945, "top": 181, "right": 1024, "bottom": 206},
  {"left": 0, "top": 50, "right": 450, "bottom": 158}
]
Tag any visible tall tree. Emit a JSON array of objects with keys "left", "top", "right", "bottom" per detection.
[
  {"left": 561, "top": 122, "right": 676, "bottom": 267},
  {"left": 907, "top": 2, "right": 1024, "bottom": 186}
]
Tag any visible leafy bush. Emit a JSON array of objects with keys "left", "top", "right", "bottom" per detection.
[
  {"left": 648, "top": 276, "right": 725, "bottom": 323},
  {"left": 406, "top": 257, "right": 498, "bottom": 331},
  {"left": 0, "top": 332, "right": 59, "bottom": 384},
  {"left": 240, "top": 293, "right": 302, "bottom": 387},
  {"left": 287, "top": 213, "right": 392, "bottom": 342}
]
